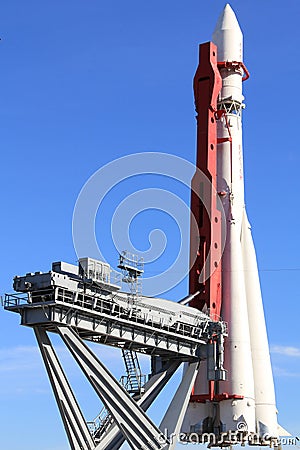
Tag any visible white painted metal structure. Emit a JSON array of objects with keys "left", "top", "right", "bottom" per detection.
[{"left": 4, "top": 259, "right": 226, "bottom": 450}]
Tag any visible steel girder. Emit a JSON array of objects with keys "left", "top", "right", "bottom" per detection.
[{"left": 34, "top": 324, "right": 198, "bottom": 450}]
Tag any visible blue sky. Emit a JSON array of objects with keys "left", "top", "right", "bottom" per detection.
[{"left": 1, "top": 1, "right": 300, "bottom": 449}]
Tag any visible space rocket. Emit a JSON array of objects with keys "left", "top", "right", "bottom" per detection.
[{"left": 181, "top": 4, "right": 288, "bottom": 442}]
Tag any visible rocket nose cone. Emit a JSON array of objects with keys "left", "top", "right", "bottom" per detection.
[
  {"left": 214, "top": 4, "right": 241, "bottom": 34},
  {"left": 212, "top": 4, "right": 243, "bottom": 62}
]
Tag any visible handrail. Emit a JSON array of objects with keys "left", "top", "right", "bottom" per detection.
[{"left": 4, "top": 286, "right": 212, "bottom": 344}]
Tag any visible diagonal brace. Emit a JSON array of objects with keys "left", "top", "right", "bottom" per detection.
[
  {"left": 97, "top": 360, "right": 181, "bottom": 450},
  {"left": 160, "top": 362, "right": 199, "bottom": 450},
  {"left": 34, "top": 326, "right": 95, "bottom": 450},
  {"left": 57, "top": 325, "right": 168, "bottom": 450}
]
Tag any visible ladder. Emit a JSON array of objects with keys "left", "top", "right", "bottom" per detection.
[
  {"left": 118, "top": 251, "right": 144, "bottom": 296},
  {"left": 121, "top": 349, "right": 145, "bottom": 394},
  {"left": 89, "top": 349, "right": 146, "bottom": 440},
  {"left": 88, "top": 405, "right": 113, "bottom": 440}
]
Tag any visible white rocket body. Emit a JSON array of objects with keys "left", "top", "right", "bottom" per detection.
[
  {"left": 215, "top": 4, "right": 257, "bottom": 433},
  {"left": 182, "top": 4, "right": 282, "bottom": 440}
]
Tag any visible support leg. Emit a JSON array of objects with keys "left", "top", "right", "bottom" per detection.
[
  {"left": 97, "top": 360, "right": 181, "bottom": 450},
  {"left": 34, "top": 327, "right": 95, "bottom": 450},
  {"left": 159, "top": 362, "right": 199, "bottom": 450},
  {"left": 57, "top": 325, "right": 168, "bottom": 450}
]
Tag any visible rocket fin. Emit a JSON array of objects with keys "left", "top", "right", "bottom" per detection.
[{"left": 277, "top": 424, "right": 291, "bottom": 436}]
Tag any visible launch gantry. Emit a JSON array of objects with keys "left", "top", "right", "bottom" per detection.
[{"left": 4, "top": 256, "right": 227, "bottom": 450}]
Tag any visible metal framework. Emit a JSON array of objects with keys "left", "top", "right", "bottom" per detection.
[
  {"left": 6, "top": 288, "right": 214, "bottom": 358},
  {"left": 118, "top": 251, "right": 144, "bottom": 296},
  {"left": 4, "top": 259, "right": 226, "bottom": 450}
]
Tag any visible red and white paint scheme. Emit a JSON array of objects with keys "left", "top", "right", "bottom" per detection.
[{"left": 182, "top": 4, "right": 288, "bottom": 441}]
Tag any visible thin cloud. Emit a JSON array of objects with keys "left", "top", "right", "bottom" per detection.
[
  {"left": 271, "top": 345, "right": 300, "bottom": 357},
  {"left": 0, "top": 342, "right": 117, "bottom": 398},
  {"left": 0, "top": 345, "right": 41, "bottom": 372},
  {"left": 272, "top": 365, "right": 300, "bottom": 378},
  {"left": 0, "top": 342, "right": 151, "bottom": 380}
]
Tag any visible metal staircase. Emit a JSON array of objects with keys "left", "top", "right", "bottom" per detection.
[
  {"left": 120, "top": 349, "right": 146, "bottom": 395},
  {"left": 89, "top": 349, "right": 147, "bottom": 440},
  {"left": 88, "top": 406, "right": 113, "bottom": 440}
]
